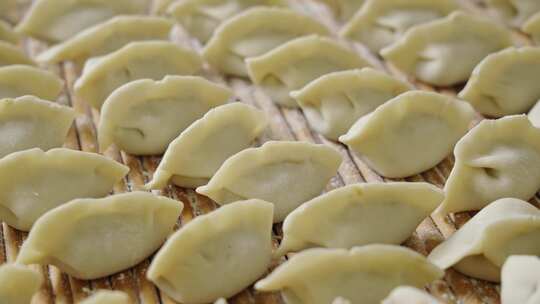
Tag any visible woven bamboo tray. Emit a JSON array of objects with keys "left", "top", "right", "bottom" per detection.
[{"left": 1, "top": 0, "right": 539, "bottom": 303}]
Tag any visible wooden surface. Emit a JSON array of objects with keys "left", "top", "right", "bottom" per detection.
[{"left": 1, "top": 0, "right": 539, "bottom": 303}]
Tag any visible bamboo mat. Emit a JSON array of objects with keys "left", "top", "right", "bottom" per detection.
[{"left": 1, "top": 0, "right": 539, "bottom": 303}]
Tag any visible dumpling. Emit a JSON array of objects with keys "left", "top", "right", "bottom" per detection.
[
  {"left": 339, "top": 91, "right": 476, "bottom": 178},
  {"left": 0, "top": 148, "right": 128, "bottom": 231},
  {"left": 255, "top": 244, "right": 444, "bottom": 304},
  {"left": 80, "top": 291, "right": 130, "bottom": 304},
  {"left": 341, "top": 0, "right": 457, "bottom": 53},
  {"left": 0, "top": 41, "right": 35, "bottom": 67},
  {"left": 203, "top": 7, "right": 330, "bottom": 77},
  {"left": 37, "top": 16, "right": 174, "bottom": 64},
  {"left": 196, "top": 141, "right": 342, "bottom": 222},
  {"left": 166, "top": 0, "right": 285, "bottom": 43},
  {"left": 459, "top": 47, "right": 540, "bottom": 117},
  {"left": 381, "top": 12, "right": 513, "bottom": 86},
  {"left": 246, "top": 35, "right": 370, "bottom": 107},
  {"left": 0, "top": 65, "right": 63, "bottom": 100},
  {"left": 382, "top": 286, "right": 443, "bottom": 304},
  {"left": 147, "top": 200, "right": 274, "bottom": 304},
  {"left": 0, "top": 96, "right": 74, "bottom": 159},
  {"left": 332, "top": 297, "right": 351, "bottom": 304},
  {"left": 0, "top": 20, "right": 18, "bottom": 44},
  {"left": 74, "top": 41, "right": 203, "bottom": 109},
  {"left": 528, "top": 100, "right": 540, "bottom": 127},
  {"left": 276, "top": 182, "right": 444, "bottom": 256},
  {"left": 16, "top": 0, "right": 148, "bottom": 42},
  {"left": 438, "top": 115, "right": 540, "bottom": 214},
  {"left": 486, "top": 0, "right": 540, "bottom": 26},
  {"left": 501, "top": 256, "right": 540, "bottom": 304},
  {"left": 428, "top": 198, "right": 540, "bottom": 282},
  {"left": 17, "top": 192, "right": 182, "bottom": 280},
  {"left": 0, "top": 264, "right": 42, "bottom": 304},
  {"left": 98, "top": 76, "right": 231, "bottom": 155},
  {"left": 290, "top": 68, "right": 410, "bottom": 140},
  {"left": 153, "top": 0, "right": 174, "bottom": 14},
  {"left": 0, "top": 0, "right": 16, "bottom": 22},
  {"left": 314, "top": 0, "right": 365, "bottom": 22},
  {"left": 214, "top": 299, "right": 228, "bottom": 304},
  {"left": 523, "top": 12, "right": 540, "bottom": 43},
  {"left": 145, "top": 102, "right": 267, "bottom": 189}
]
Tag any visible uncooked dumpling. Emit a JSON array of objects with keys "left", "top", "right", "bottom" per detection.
[
  {"left": 167, "top": 0, "right": 285, "bottom": 43},
  {"left": 314, "top": 0, "right": 365, "bottom": 21},
  {"left": 528, "top": 100, "right": 540, "bottom": 127},
  {"left": 255, "top": 245, "right": 444, "bottom": 304},
  {"left": 382, "top": 286, "right": 443, "bottom": 304},
  {"left": 203, "top": 7, "right": 330, "bottom": 77},
  {"left": 80, "top": 290, "right": 130, "bottom": 304},
  {"left": 339, "top": 90, "right": 476, "bottom": 178},
  {"left": 148, "top": 200, "right": 274, "bottom": 304},
  {"left": 290, "top": 68, "right": 410, "bottom": 140},
  {"left": 487, "top": 0, "right": 540, "bottom": 26},
  {"left": 98, "top": 76, "right": 231, "bottom": 155},
  {"left": 74, "top": 41, "right": 203, "bottom": 109},
  {"left": 38, "top": 15, "right": 174, "bottom": 64},
  {"left": 381, "top": 12, "right": 513, "bottom": 86},
  {"left": 16, "top": 0, "right": 148, "bottom": 42},
  {"left": 438, "top": 115, "right": 540, "bottom": 214},
  {"left": 276, "top": 182, "right": 443, "bottom": 256},
  {"left": 428, "top": 198, "right": 540, "bottom": 282},
  {"left": 341, "top": 0, "right": 458, "bottom": 53},
  {"left": 0, "top": 264, "right": 42, "bottom": 304},
  {"left": 0, "top": 65, "right": 63, "bottom": 100},
  {"left": 460, "top": 47, "right": 540, "bottom": 117},
  {"left": 523, "top": 12, "right": 540, "bottom": 43},
  {"left": 0, "top": 148, "right": 128, "bottom": 231},
  {"left": 0, "top": 0, "right": 16, "bottom": 22},
  {"left": 0, "top": 95, "right": 74, "bottom": 159},
  {"left": 0, "top": 20, "right": 18, "bottom": 44},
  {"left": 501, "top": 255, "right": 540, "bottom": 304},
  {"left": 0, "top": 41, "right": 35, "bottom": 67},
  {"left": 18, "top": 192, "right": 182, "bottom": 280},
  {"left": 146, "top": 102, "right": 267, "bottom": 189},
  {"left": 246, "top": 35, "right": 370, "bottom": 107},
  {"left": 196, "top": 141, "right": 342, "bottom": 222}
]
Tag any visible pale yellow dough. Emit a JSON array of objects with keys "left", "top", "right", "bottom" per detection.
[
  {"left": 315, "top": 0, "right": 365, "bottom": 21},
  {"left": 18, "top": 192, "right": 183, "bottom": 280},
  {"left": 0, "top": 41, "right": 35, "bottom": 67},
  {"left": 0, "top": 65, "right": 63, "bottom": 100},
  {"left": 382, "top": 286, "right": 443, "bottom": 304},
  {"left": 501, "top": 255, "right": 540, "bottom": 304},
  {"left": 0, "top": 264, "right": 42, "bottom": 304},
  {"left": 529, "top": 100, "right": 540, "bottom": 127},
  {"left": 487, "top": 0, "right": 540, "bottom": 26},
  {"left": 80, "top": 290, "right": 130, "bottom": 304},
  {"left": 0, "top": 20, "right": 18, "bottom": 44}
]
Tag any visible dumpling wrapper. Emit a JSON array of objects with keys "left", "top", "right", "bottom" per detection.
[
  {"left": 314, "top": 0, "right": 365, "bottom": 21},
  {"left": 460, "top": 47, "right": 540, "bottom": 117},
  {"left": 339, "top": 90, "right": 476, "bottom": 178},
  {"left": 203, "top": 7, "right": 330, "bottom": 77},
  {"left": 18, "top": 191, "right": 183, "bottom": 280},
  {"left": 0, "top": 264, "right": 42, "bottom": 304},
  {"left": 153, "top": 0, "right": 174, "bottom": 14},
  {"left": 276, "top": 182, "right": 444, "bottom": 256},
  {"left": 290, "top": 68, "right": 410, "bottom": 140},
  {"left": 255, "top": 244, "right": 444, "bottom": 304},
  {"left": 528, "top": 100, "right": 540, "bottom": 127},
  {"left": 0, "top": 95, "right": 74, "bottom": 159},
  {"left": 246, "top": 35, "right": 370, "bottom": 107},
  {"left": 74, "top": 41, "right": 203, "bottom": 109},
  {"left": 0, "top": 148, "right": 128, "bottom": 231},
  {"left": 80, "top": 290, "right": 130, "bottom": 304},
  {"left": 438, "top": 115, "right": 540, "bottom": 214},
  {"left": 38, "top": 15, "right": 174, "bottom": 64},
  {"left": 341, "top": 0, "right": 458, "bottom": 53},
  {"left": 0, "top": 65, "right": 63, "bottom": 100},
  {"left": 523, "top": 12, "right": 540, "bottom": 43},
  {"left": 214, "top": 299, "right": 228, "bottom": 304},
  {"left": 148, "top": 199, "right": 274, "bottom": 304},
  {"left": 145, "top": 102, "right": 267, "bottom": 189},
  {"left": 382, "top": 286, "right": 443, "bottom": 304},
  {"left": 16, "top": 0, "right": 148, "bottom": 42},
  {"left": 98, "top": 76, "right": 231, "bottom": 155},
  {"left": 428, "top": 198, "right": 540, "bottom": 282},
  {"left": 0, "top": 20, "right": 18, "bottom": 44},
  {"left": 0, "top": 0, "right": 17, "bottom": 22},
  {"left": 487, "top": 0, "right": 540, "bottom": 26},
  {"left": 381, "top": 12, "right": 513, "bottom": 86},
  {"left": 196, "top": 140, "right": 342, "bottom": 222},
  {"left": 166, "top": 0, "right": 285, "bottom": 43},
  {"left": 0, "top": 41, "right": 35, "bottom": 67},
  {"left": 332, "top": 297, "right": 352, "bottom": 304},
  {"left": 501, "top": 255, "right": 540, "bottom": 304}
]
